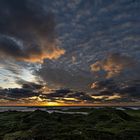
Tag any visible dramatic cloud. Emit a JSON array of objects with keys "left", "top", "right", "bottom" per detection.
[
  {"left": 32, "top": 89, "right": 97, "bottom": 104},
  {"left": 16, "top": 79, "right": 43, "bottom": 90},
  {"left": 0, "top": 0, "right": 65, "bottom": 63},
  {"left": 91, "top": 53, "right": 135, "bottom": 78},
  {"left": 0, "top": 80, "right": 43, "bottom": 105},
  {"left": 0, "top": 0, "right": 140, "bottom": 105},
  {"left": 91, "top": 79, "right": 140, "bottom": 103},
  {"left": 36, "top": 60, "right": 93, "bottom": 91},
  {"left": 0, "top": 88, "right": 39, "bottom": 100},
  {"left": 90, "top": 53, "right": 140, "bottom": 102},
  {"left": 0, "top": 87, "right": 95, "bottom": 105}
]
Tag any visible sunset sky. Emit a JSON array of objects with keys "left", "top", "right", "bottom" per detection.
[{"left": 0, "top": 0, "right": 140, "bottom": 106}]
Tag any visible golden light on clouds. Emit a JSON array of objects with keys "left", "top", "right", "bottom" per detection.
[
  {"left": 107, "top": 94, "right": 121, "bottom": 100},
  {"left": 90, "top": 53, "right": 134, "bottom": 78},
  {"left": 91, "top": 94, "right": 121, "bottom": 100},
  {"left": 40, "top": 86, "right": 51, "bottom": 93},
  {"left": 20, "top": 47, "right": 65, "bottom": 63},
  {"left": 63, "top": 98, "right": 79, "bottom": 101},
  {"left": 91, "top": 95, "right": 105, "bottom": 99},
  {"left": 40, "top": 102, "right": 62, "bottom": 106},
  {"left": 91, "top": 82, "right": 98, "bottom": 89}
]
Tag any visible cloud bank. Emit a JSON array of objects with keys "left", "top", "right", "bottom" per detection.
[
  {"left": 90, "top": 53, "right": 135, "bottom": 79},
  {"left": 0, "top": 0, "right": 140, "bottom": 105},
  {"left": 0, "top": 0, "right": 65, "bottom": 63}
]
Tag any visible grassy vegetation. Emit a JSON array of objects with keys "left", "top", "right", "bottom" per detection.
[{"left": 0, "top": 108, "right": 140, "bottom": 140}]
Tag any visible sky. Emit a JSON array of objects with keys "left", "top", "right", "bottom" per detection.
[{"left": 0, "top": 0, "right": 140, "bottom": 106}]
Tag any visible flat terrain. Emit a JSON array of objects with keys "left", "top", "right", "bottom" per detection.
[{"left": 0, "top": 108, "right": 140, "bottom": 140}]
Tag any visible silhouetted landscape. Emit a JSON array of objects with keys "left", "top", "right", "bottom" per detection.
[{"left": 0, "top": 107, "right": 140, "bottom": 140}]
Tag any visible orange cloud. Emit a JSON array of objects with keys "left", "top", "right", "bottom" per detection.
[
  {"left": 21, "top": 46, "right": 65, "bottom": 63},
  {"left": 90, "top": 53, "right": 135, "bottom": 78}
]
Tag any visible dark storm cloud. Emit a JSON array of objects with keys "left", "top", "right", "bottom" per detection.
[
  {"left": 0, "top": 0, "right": 140, "bottom": 104},
  {"left": 41, "top": 89, "right": 95, "bottom": 103},
  {"left": 90, "top": 52, "right": 140, "bottom": 102},
  {"left": 44, "top": 89, "right": 71, "bottom": 98},
  {"left": 66, "top": 92, "right": 94, "bottom": 101},
  {"left": 91, "top": 79, "right": 118, "bottom": 91},
  {"left": 0, "top": 88, "right": 39, "bottom": 99},
  {"left": 0, "top": 80, "right": 43, "bottom": 101},
  {"left": 17, "top": 79, "right": 43, "bottom": 90},
  {"left": 0, "top": 87, "right": 96, "bottom": 104},
  {"left": 37, "top": 52, "right": 140, "bottom": 103},
  {"left": 36, "top": 0, "right": 140, "bottom": 98},
  {"left": 91, "top": 78, "right": 140, "bottom": 102},
  {"left": 119, "top": 82, "right": 140, "bottom": 98},
  {"left": 0, "top": 0, "right": 65, "bottom": 62},
  {"left": 0, "top": 36, "right": 27, "bottom": 60},
  {"left": 37, "top": 60, "right": 93, "bottom": 91}
]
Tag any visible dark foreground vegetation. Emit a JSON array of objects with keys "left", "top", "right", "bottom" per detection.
[{"left": 0, "top": 108, "right": 140, "bottom": 140}]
